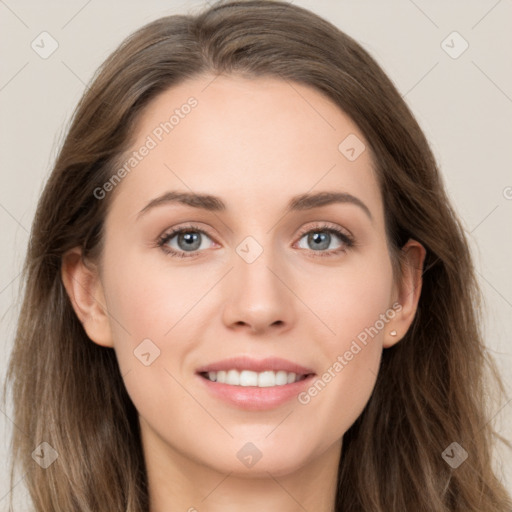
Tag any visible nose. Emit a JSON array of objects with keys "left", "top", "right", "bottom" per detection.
[{"left": 221, "top": 244, "right": 296, "bottom": 335}]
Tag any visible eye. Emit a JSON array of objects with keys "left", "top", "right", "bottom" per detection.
[
  {"left": 157, "top": 222, "right": 355, "bottom": 259},
  {"left": 157, "top": 224, "right": 216, "bottom": 258},
  {"left": 295, "top": 223, "right": 354, "bottom": 257}
]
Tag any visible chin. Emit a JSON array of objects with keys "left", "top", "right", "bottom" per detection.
[{"left": 199, "top": 440, "right": 315, "bottom": 478}]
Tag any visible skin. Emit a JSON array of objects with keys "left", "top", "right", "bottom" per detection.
[{"left": 62, "top": 73, "right": 425, "bottom": 512}]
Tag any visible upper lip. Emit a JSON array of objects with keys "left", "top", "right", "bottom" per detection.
[{"left": 196, "top": 356, "right": 315, "bottom": 376}]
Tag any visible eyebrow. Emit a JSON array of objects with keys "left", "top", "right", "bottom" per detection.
[{"left": 137, "top": 190, "right": 373, "bottom": 221}]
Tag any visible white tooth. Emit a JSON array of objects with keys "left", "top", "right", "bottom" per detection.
[
  {"left": 275, "top": 370, "right": 288, "bottom": 386},
  {"left": 258, "top": 371, "right": 276, "bottom": 387},
  {"left": 226, "top": 369, "right": 240, "bottom": 385},
  {"left": 239, "top": 370, "right": 258, "bottom": 386},
  {"left": 208, "top": 369, "right": 305, "bottom": 387}
]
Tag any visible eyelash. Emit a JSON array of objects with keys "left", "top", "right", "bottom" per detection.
[{"left": 157, "top": 223, "right": 355, "bottom": 259}]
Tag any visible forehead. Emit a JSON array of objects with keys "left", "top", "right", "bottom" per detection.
[{"left": 110, "top": 73, "right": 383, "bottom": 224}]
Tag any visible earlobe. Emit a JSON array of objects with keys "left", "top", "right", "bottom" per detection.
[
  {"left": 384, "top": 239, "right": 426, "bottom": 348},
  {"left": 61, "top": 248, "right": 114, "bottom": 348}
]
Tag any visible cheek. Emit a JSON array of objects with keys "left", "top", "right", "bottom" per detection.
[
  {"left": 100, "top": 254, "right": 205, "bottom": 431},
  {"left": 302, "top": 251, "right": 395, "bottom": 346},
  {"left": 295, "top": 255, "right": 394, "bottom": 435},
  {"left": 102, "top": 248, "right": 211, "bottom": 339},
  {"left": 100, "top": 248, "right": 223, "bottom": 406}
]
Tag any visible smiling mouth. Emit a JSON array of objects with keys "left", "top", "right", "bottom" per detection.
[{"left": 199, "top": 369, "right": 313, "bottom": 387}]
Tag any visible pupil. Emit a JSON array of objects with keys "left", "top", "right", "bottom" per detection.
[
  {"left": 179, "top": 232, "right": 200, "bottom": 251},
  {"left": 309, "top": 232, "right": 329, "bottom": 250}
]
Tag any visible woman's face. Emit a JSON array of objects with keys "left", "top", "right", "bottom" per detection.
[{"left": 71, "top": 74, "right": 422, "bottom": 477}]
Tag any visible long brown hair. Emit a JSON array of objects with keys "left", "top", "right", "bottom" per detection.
[{"left": 3, "top": 1, "right": 511, "bottom": 510}]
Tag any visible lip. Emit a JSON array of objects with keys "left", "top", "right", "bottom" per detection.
[
  {"left": 195, "top": 356, "right": 315, "bottom": 375},
  {"left": 196, "top": 356, "right": 316, "bottom": 411}
]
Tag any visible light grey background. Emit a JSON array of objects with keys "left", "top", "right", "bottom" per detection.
[{"left": 1, "top": 0, "right": 511, "bottom": 507}]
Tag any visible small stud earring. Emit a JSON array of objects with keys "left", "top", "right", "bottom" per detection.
[{"left": 390, "top": 330, "right": 397, "bottom": 336}]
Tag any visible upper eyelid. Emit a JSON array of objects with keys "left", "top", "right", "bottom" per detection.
[
  {"left": 295, "top": 221, "right": 352, "bottom": 238},
  {"left": 161, "top": 224, "right": 213, "bottom": 238}
]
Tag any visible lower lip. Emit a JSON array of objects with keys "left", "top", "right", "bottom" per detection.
[{"left": 197, "top": 373, "right": 316, "bottom": 411}]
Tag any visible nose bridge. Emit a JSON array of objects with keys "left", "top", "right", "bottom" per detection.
[
  {"left": 221, "top": 233, "right": 295, "bottom": 332},
  {"left": 234, "top": 233, "right": 284, "bottom": 298}
]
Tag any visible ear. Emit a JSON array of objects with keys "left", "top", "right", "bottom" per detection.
[
  {"left": 384, "top": 239, "right": 426, "bottom": 348},
  {"left": 61, "top": 248, "right": 114, "bottom": 348}
]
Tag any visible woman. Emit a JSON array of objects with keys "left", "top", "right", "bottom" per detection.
[{"left": 4, "top": 0, "right": 511, "bottom": 510}]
